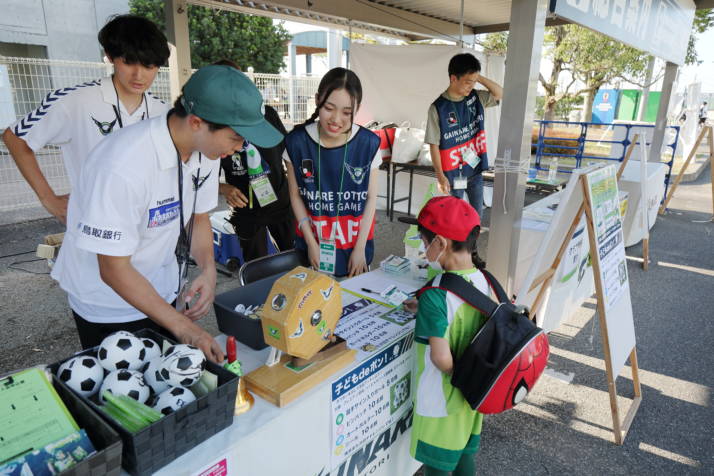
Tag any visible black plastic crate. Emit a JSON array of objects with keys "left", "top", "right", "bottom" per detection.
[
  {"left": 49, "top": 329, "right": 238, "bottom": 476},
  {"left": 213, "top": 274, "right": 282, "bottom": 350},
  {"left": 52, "top": 375, "right": 123, "bottom": 476}
]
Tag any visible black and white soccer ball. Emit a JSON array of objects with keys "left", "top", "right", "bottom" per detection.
[
  {"left": 159, "top": 344, "right": 206, "bottom": 387},
  {"left": 152, "top": 386, "right": 196, "bottom": 415},
  {"left": 141, "top": 338, "right": 161, "bottom": 363},
  {"left": 98, "top": 332, "right": 146, "bottom": 371},
  {"left": 99, "top": 369, "right": 149, "bottom": 403},
  {"left": 143, "top": 357, "right": 169, "bottom": 395},
  {"left": 57, "top": 355, "right": 104, "bottom": 397}
]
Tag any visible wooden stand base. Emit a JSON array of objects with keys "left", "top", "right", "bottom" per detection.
[{"left": 245, "top": 346, "right": 356, "bottom": 407}]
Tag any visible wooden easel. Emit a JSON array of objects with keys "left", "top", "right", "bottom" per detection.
[
  {"left": 659, "top": 125, "right": 714, "bottom": 219},
  {"left": 615, "top": 135, "right": 649, "bottom": 270},
  {"left": 528, "top": 169, "right": 642, "bottom": 445}
]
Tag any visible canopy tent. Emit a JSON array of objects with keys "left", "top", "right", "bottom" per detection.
[{"left": 164, "top": 0, "right": 708, "bottom": 289}]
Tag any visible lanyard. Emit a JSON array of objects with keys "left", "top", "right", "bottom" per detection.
[
  {"left": 167, "top": 115, "right": 201, "bottom": 295},
  {"left": 112, "top": 76, "right": 149, "bottom": 129},
  {"left": 316, "top": 125, "right": 348, "bottom": 241}
]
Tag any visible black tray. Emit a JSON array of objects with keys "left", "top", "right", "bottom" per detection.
[
  {"left": 50, "top": 329, "right": 238, "bottom": 476},
  {"left": 213, "top": 274, "right": 282, "bottom": 350},
  {"left": 53, "top": 374, "right": 123, "bottom": 475}
]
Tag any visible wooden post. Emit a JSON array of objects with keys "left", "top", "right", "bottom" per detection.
[
  {"left": 659, "top": 126, "right": 712, "bottom": 214},
  {"left": 617, "top": 134, "right": 639, "bottom": 181},
  {"left": 529, "top": 204, "right": 585, "bottom": 318}
]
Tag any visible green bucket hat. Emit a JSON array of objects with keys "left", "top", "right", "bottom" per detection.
[{"left": 181, "top": 65, "right": 282, "bottom": 148}]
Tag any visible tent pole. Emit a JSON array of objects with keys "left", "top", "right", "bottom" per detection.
[{"left": 459, "top": 0, "right": 464, "bottom": 47}]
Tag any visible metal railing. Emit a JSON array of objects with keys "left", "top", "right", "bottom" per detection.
[
  {"left": 0, "top": 56, "right": 320, "bottom": 215},
  {"left": 533, "top": 119, "right": 680, "bottom": 198}
]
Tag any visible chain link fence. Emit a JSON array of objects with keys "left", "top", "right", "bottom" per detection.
[{"left": 0, "top": 56, "right": 319, "bottom": 218}]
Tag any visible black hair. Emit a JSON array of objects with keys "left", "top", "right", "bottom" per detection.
[
  {"left": 448, "top": 53, "right": 481, "bottom": 78},
  {"left": 418, "top": 224, "right": 486, "bottom": 270},
  {"left": 99, "top": 14, "right": 170, "bottom": 67},
  {"left": 300, "top": 67, "right": 362, "bottom": 129},
  {"left": 213, "top": 59, "right": 241, "bottom": 71},
  {"left": 170, "top": 95, "right": 230, "bottom": 132}
]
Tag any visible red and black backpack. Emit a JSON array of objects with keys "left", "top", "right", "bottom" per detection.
[{"left": 417, "top": 270, "right": 549, "bottom": 414}]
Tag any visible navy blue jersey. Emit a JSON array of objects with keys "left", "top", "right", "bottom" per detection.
[
  {"left": 285, "top": 124, "right": 380, "bottom": 277},
  {"left": 434, "top": 90, "right": 488, "bottom": 181}
]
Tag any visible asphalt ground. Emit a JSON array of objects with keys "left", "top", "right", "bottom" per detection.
[{"left": 0, "top": 168, "right": 712, "bottom": 475}]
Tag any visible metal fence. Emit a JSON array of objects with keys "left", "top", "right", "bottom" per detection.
[
  {"left": 533, "top": 119, "right": 680, "bottom": 200},
  {"left": 0, "top": 56, "right": 319, "bottom": 215}
]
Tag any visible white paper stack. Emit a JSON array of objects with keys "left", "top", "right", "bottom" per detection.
[{"left": 380, "top": 255, "right": 411, "bottom": 275}]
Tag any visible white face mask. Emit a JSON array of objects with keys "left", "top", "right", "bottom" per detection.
[{"left": 425, "top": 237, "right": 444, "bottom": 272}]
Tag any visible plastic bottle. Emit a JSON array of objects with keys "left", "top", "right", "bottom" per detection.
[{"left": 548, "top": 158, "right": 558, "bottom": 183}]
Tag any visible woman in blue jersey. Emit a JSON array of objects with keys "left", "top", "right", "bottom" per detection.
[{"left": 284, "top": 68, "right": 381, "bottom": 278}]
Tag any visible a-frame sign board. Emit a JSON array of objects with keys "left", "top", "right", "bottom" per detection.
[{"left": 517, "top": 164, "right": 641, "bottom": 445}]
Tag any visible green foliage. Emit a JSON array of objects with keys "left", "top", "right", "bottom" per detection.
[
  {"left": 477, "top": 32, "right": 508, "bottom": 56},
  {"left": 535, "top": 95, "right": 583, "bottom": 121},
  {"left": 687, "top": 9, "right": 714, "bottom": 65},
  {"left": 130, "top": 0, "right": 291, "bottom": 72}
]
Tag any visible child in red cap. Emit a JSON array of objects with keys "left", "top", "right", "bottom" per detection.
[{"left": 402, "top": 196, "right": 488, "bottom": 476}]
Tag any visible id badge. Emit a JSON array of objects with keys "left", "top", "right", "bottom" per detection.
[
  {"left": 453, "top": 174, "right": 467, "bottom": 190},
  {"left": 461, "top": 147, "right": 480, "bottom": 169},
  {"left": 250, "top": 176, "right": 278, "bottom": 207},
  {"left": 319, "top": 238, "right": 337, "bottom": 274}
]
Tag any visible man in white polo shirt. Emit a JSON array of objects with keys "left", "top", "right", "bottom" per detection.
[
  {"left": 51, "top": 65, "right": 283, "bottom": 362},
  {"left": 2, "top": 15, "right": 170, "bottom": 223}
]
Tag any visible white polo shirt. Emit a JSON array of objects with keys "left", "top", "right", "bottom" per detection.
[
  {"left": 51, "top": 113, "right": 221, "bottom": 323},
  {"left": 12, "top": 76, "right": 168, "bottom": 189}
]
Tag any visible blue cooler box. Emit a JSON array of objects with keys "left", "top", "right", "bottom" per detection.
[
  {"left": 211, "top": 210, "right": 243, "bottom": 271},
  {"left": 210, "top": 210, "right": 279, "bottom": 271}
]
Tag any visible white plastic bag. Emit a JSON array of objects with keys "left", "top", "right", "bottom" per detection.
[
  {"left": 416, "top": 144, "right": 432, "bottom": 166},
  {"left": 391, "top": 122, "right": 425, "bottom": 164}
]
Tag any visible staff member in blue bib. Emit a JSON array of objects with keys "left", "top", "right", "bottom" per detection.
[
  {"left": 284, "top": 68, "right": 381, "bottom": 278},
  {"left": 425, "top": 53, "right": 502, "bottom": 218}
]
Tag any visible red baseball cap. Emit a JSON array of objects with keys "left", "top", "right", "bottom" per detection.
[{"left": 399, "top": 196, "right": 480, "bottom": 241}]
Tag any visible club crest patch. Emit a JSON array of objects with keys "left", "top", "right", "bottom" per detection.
[
  {"left": 193, "top": 170, "right": 212, "bottom": 191},
  {"left": 91, "top": 116, "right": 117, "bottom": 135},
  {"left": 345, "top": 162, "right": 366, "bottom": 184}
]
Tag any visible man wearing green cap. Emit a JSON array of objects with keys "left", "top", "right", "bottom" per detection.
[{"left": 51, "top": 65, "right": 282, "bottom": 362}]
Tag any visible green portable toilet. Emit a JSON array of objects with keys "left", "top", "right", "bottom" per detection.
[{"left": 617, "top": 90, "right": 640, "bottom": 121}]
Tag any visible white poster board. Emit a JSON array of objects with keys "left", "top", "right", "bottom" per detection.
[
  {"left": 515, "top": 167, "right": 593, "bottom": 331},
  {"left": 582, "top": 165, "right": 636, "bottom": 378}
]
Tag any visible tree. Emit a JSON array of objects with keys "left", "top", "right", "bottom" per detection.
[
  {"left": 687, "top": 9, "right": 714, "bottom": 65},
  {"left": 130, "top": 0, "right": 292, "bottom": 73},
  {"left": 480, "top": 9, "right": 714, "bottom": 122}
]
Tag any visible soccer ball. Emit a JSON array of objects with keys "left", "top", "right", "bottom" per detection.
[
  {"left": 57, "top": 356, "right": 104, "bottom": 397},
  {"left": 159, "top": 344, "right": 206, "bottom": 387},
  {"left": 141, "top": 338, "right": 162, "bottom": 362},
  {"left": 143, "top": 357, "right": 169, "bottom": 395},
  {"left": 99, "top": 369, "right": 149, "bottom": 403},
  {"left": 98, "top": 332, "right": 146, "bottom": 371},
  {"left": 152, "top": 386, "right": 196, "bottom": 415}
]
